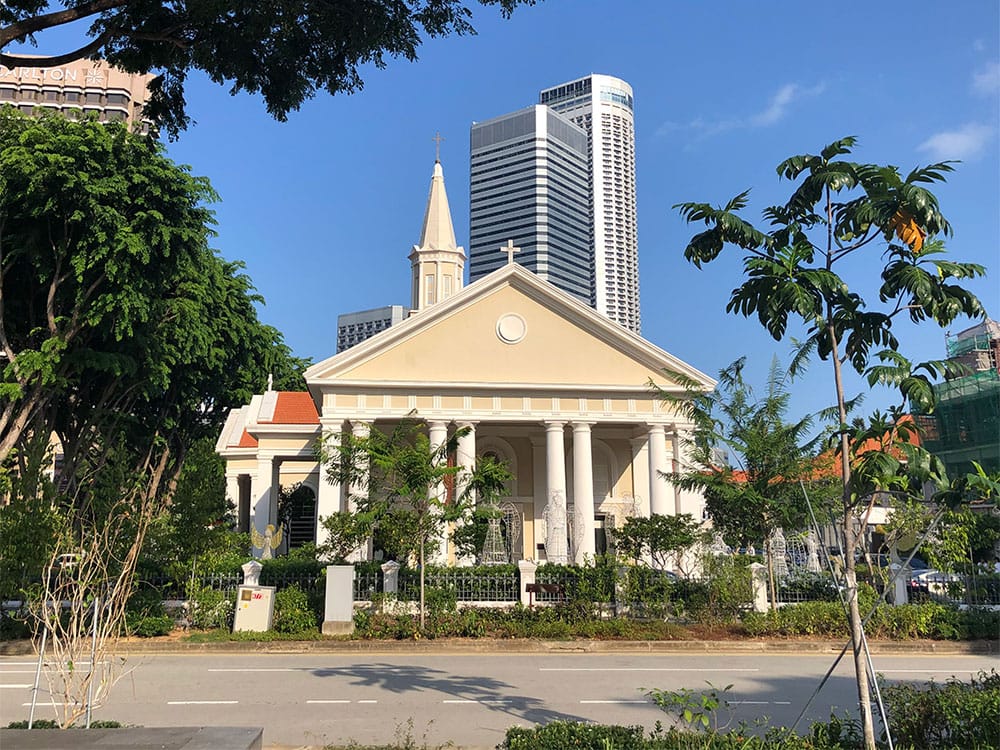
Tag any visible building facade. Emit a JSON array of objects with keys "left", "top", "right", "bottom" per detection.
[
  {"left": 917, "top": 319, "right": 1000, "bottom": 476},
  {"left": 218, "top": 159, "right": 712, "bottom": 567},
  {"left": 0, "top": 58, "right": 153, "bottom": 130},
  {"left": 540, "top": 74, "right": 640, "bottom": 333},
  {"left": 468, "top": 105, "right": 591, "bottom": 304},
  {"left": 337, "top": 306, "right": 410, "bottom": 353}
]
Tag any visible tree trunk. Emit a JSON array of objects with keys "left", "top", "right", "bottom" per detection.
[
  {"left": 419, "top": 539, "right": 426, "bottom": 631},
  {"left": 844, "top": 508, "right": 876, "bottom": 749}
]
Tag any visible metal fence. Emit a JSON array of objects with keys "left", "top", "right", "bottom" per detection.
[
  {"left": 907, "top": 572, "right": 1000, "bottom": 607},
  {"left": 397, "top": 569, "right": 519, "bottom": 602}
]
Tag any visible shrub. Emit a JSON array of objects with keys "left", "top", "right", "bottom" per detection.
[
  {"left": 882, "top": 669, "right": 1000, "bottom": 749},
  {"left": 125, "top": 587, "right": 173, "bottom": 637},
  {"left": 743, "top": 600, "right": 998, "bottom": 641},
  {"left": 187, "top": 582, "right": 235, "bottom": 630},
  {"left": 273, "top": 584, "right": 319, "bottom": 633},
  {"left": 502, "top": 721, "right": 646, "bottom": 750}
]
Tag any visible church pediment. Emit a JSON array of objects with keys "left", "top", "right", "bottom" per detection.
[{"left": 306, "top": 265, "right": 713, "bottom": 394}]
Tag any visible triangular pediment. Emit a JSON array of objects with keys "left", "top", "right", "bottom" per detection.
[{"left": 306, "top": 266, "right": 713, "bottom": 394}]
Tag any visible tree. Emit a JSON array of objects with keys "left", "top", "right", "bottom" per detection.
[
  {"left": 674, "top": 137, "right": 986, "bottom": 749},
  {"left": 613, "top": 513, "right": 703, "bottom": 575},
  {"left": 0, "top": 110, "right": 305, "bottom": 724},
  {"left": 321, "top": 418, "right": 466, "bottom": 629},
  {"left": 0, "top": 0, "right": 536, "bottom": 138},
  {"left": 663, "top": 356, "right": 831, "bottom": 550}
]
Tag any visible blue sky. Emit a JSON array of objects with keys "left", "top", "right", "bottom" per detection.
[{"left": 19, "top": 2, "right": 1000, "bottom": 429}]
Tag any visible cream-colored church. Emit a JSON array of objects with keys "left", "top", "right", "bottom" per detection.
[{"left": 216, "top": 159, "right": 715, "bottom": 565}]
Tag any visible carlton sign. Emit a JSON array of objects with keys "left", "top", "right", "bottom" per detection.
[{"left": 0, "top": 64, "right": 105, "bottom": 84}]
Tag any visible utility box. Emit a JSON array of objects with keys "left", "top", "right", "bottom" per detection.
[
  {"left": 233, "top": 585, "right": 275, "bottom": 632},
  {"left": 322, "top": 565, "right": 355, "bottom": 635}
]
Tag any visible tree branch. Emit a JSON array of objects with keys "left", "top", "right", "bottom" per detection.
[
  {"left": 0, "top": 0, "right": 128, "bottom": 48},
  {"left": 1, "top": 29, "right": 114, "bottom": 68}
]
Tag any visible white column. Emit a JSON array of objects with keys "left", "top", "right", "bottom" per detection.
[
  {"left": 672, "top": 428, "right": 702, "bottom": 518},
  {"left": 647, "top": 424, "right": 670, "bottom": 517},
  {"left": 349, "top": 421, "right": 370, "bottom": 561},
  {"left": 530, "top": 436, "right": 547, "bottom": 560},
  {"left": 250, "top": 456, "right": 278, "bottom": 558},
  {"left": 315, "top": 422, "right": 344, "bottom": 550},
  {"left": 455, "top": 421, "right": 477, "bottom": 502},
  {"left": 225, "top": 471, "right": 240, "bottom": 522},
  {"left": 428, "top": 420, "right": 450, "bottom": 565},
  {"left": 629, "top": 435, "right": 651, "bottom": 518},
  {"left": 455, "top": 421, "right": 477, "bottom": 566},
  {"left": 544, "top": 421, "right": 568, "bottom": 564},
  {"left": 572, "top": 422, "right": 596, "bottom": 564}
]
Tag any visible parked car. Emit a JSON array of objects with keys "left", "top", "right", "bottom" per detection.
[{"left": 906, "top": 569, "right": 962, "bottom": 602}]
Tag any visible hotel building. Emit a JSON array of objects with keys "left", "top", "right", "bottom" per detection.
[{"left": 0, "top": 58, "right": 153, "bottom": 130}]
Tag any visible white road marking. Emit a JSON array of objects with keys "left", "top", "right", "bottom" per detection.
[
  {"left": 0, "top": 684, "right": 31, "bottom": 689},
  {"left": 878, "top": 669, "right": 979, "bottom": 674},
  {"left": 541, "top": 667, "right": 760, "bottom": 672},
  {"left": 208, "top": 668, "right": 300, "bottom": 672},
  {"left": 167, "top": 700, "right": 238, "bottom": 705},
  {"left": 357, "top": 700, "right": 378, "bottom": 704},
  {"left": 0, "top": 670, "right": 42, "bottom": 674},
  {"left": 443, "top": 699, "right": 475, "bottom": 704},
  {"left": 307, "top": 699, "right": 350, "bottom": 704},
  {"left": 580, "top": 699, "right": 649, "bottom": 704},
  {"left": 21, "top": 702, "right": 74, "bottom": 707},
  {"left": 442, "top": 699, "right": 512, "bottom": 705},
  {"left": 774, "top": 701, "right": 791, "bottom": 705},
  {"left": 732, "top": 700, "right": 769, "bottom": 705}
]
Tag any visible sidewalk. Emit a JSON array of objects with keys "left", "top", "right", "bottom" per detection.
[{"left": 2, "top": 636, "right": 995, "bottom": 656}]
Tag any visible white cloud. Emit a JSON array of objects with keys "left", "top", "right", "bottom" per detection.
[
  {"left": 918, "top": 122, "right": 994, "bottom": 160},
  {"left": 972, "top": 61, "right": 1000, "bottom": 95},
  {"left": 658, "top": 82, "right": 824, "bottom": 139}
]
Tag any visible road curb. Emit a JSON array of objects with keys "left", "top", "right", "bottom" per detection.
[{"left": 2, "top": 637, "right": 995, "bottom": 657}]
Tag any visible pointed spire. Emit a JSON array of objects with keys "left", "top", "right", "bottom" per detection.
[
  {"left": 417, "top": 160, "right": 459, "bottom": 253},
  {"left": 410, "top": 155, "right": 465, "bottom": 312}
]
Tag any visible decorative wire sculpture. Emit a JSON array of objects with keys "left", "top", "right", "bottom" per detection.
[
  {"left": 603, "top": 495, "right": 640, "bottom": 553},
  {"left": 542, "top": 491, "right": 568, "bottom": 564},
  {"left": 480, "top": 511, "right": 507, "bottom": 565},
  {"left": 500, "top": 502, "right": 521, "bottom": 563},
  {"left": 767, "top": 527, "right": 790, "bottom": 579}
]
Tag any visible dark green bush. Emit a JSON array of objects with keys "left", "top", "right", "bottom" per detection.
[
  {"left": 272, "top": 584, "right": 318, "bottom": 633},
  {"left": 502, "top": 721, "right": 646, "bottom": 749},
  {"left": 744, "top": 600, "right": 998, "bottom": 640},
  {"left": 882, "top": 669, "right": 1000, "bottom": 749},
  {"left": 125, "top": 587, "right": 173, "bottom": 637}
]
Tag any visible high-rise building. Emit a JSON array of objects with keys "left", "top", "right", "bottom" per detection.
[
  {"left": 0, "top": 57, "right": 153, "bottom": 131},
  {"left": 336, "top": 305, "right": 410, "bottom": 352},
  {"left": 468, "top": 105, "right": 591, "bottom": 304},
  {"left": 540, "top": 74, "right": 640, "bottom": 333}
]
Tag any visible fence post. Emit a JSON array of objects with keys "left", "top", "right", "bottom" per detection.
[
  {"left": 889, "top": 563, "right": 908, "bottom": 605},
  {"left": 381, "top": 560, "right": 401, "bottom": 596},
  {"left": 241, "top": 560, "right": 262, "bottom": 586},
  {"left": 518, "top": 559, "right": 538, "bottom": 608},
  {"left": 749, "top": 562, "right": 769, "bottom": 613}
]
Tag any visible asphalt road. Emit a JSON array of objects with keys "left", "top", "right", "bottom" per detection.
[{"left": 1, "top": 651, "right": 995, "bottom": 748}]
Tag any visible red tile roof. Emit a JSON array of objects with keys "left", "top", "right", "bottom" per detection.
[
  {"left": 237, "top": 429, "right": 258, "bottom": 448},
  {"left": 267, "top": 391, "right": 320, "bottom": 424}
]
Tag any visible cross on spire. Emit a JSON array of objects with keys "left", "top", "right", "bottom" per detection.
[
  {"left": 499, "top": 239, "right": 520, "bottom": 265},
  {"left": 432, "top": 131, "right": 445, "bottom": 162}
]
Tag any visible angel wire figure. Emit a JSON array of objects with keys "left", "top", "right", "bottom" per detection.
[{"left": 251, "top": 523, "right": 283, "bottom": 560}]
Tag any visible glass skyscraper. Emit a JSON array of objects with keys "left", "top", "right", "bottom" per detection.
[{"left": 468, "top": 105, "right": 591, "bottom": 304}]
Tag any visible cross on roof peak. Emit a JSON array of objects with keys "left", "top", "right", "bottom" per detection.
[
  {"left": 432, "top": 131, "right": 445, "bottom": 162},
  {"left": 499, "top": 239, "right": 521, "bottom": 265}
]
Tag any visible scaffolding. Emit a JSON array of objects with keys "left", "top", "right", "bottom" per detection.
[{"left": 921, "top": 370, "right": 1000, "bottom": 477}]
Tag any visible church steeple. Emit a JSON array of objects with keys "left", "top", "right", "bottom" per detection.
[{"left": 410, "top": 151, "right": 465, "bottom": 312}]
